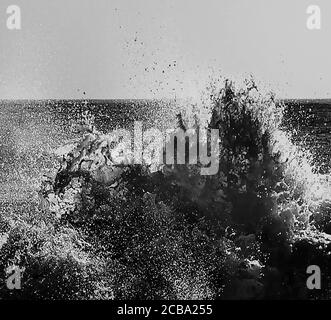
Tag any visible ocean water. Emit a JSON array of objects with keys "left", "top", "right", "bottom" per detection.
[
  {"left": 282, "top": 99, "right": 331, "bottom": 173},
  {"left": 0, "top": 99, "right": 176, "bottom": 202},
  {"left": 0, "top": 90, "right": 330, "bottom": 300},
  {"left": 0, "top": 98, "right": 329, "bottom": 203}
]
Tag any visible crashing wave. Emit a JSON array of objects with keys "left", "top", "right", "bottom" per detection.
[
  {"left": 1, "top": 78, "right": 331, "bottom": 299},
  {"left": 37, "top": 79, "right": 331, "bottom": 299}
]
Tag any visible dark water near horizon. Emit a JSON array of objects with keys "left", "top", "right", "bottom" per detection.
[{"left": 0, "top": 99, "right": 330, "bottom": 201}]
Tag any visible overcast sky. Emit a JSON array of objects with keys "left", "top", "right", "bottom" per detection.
[{"left": 0, "top": 0, "right": 329, "bottom": 99}]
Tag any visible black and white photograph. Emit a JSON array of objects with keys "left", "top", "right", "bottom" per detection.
[{"left": 0, "top": 0, "right": 330, "bottom": 309}]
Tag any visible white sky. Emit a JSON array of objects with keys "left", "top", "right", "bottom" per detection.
[{"left": 0, "top": 0, "right": 330, "bottom": 99}]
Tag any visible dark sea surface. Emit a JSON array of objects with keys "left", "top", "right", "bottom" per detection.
[{"left": 0, "top": 99, "right": 330, "bottom": 202}]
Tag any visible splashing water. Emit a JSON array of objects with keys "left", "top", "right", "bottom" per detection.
[
  {"left": 0, "top": 78, "right": 331, "bottom": 299},
  {"left": 175, "top": 77, "right": 331, "bottom": 233}
]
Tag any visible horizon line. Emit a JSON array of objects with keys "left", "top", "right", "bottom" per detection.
[{"left": 1, "top": 97, "right": 331, "bottom": 102}]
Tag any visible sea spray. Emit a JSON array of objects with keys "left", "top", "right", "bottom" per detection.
[{"left": 0, "top": 79, "right": 331, "bottom": 299}]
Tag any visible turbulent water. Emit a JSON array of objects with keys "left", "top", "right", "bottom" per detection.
[
  {"left": 0, "top": 99, "right": 176, "bottom": 202},
  {"left": 282, "top": 99, "right": 331, "bottom": 173},
  {"left": 0, "top": 98, "right": 329, "bottom": 202},
  {"left": 0, "top": 81, "right": 331, "bottom": 299}
]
